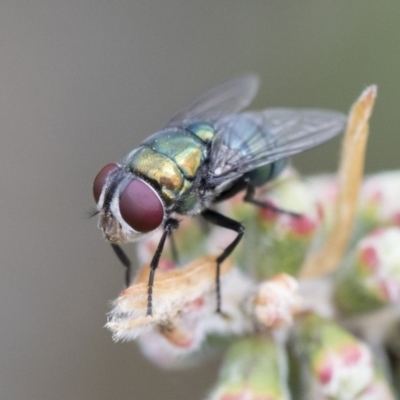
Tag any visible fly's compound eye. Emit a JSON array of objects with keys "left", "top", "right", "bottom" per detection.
[
  {"left": 119, "top": 179, "right": 164, "bottom": 233},
  {"left": 93, "top": 163, "right": 118, "bottom": 203}
]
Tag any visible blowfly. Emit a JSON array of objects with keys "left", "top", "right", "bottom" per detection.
[{"left": 93, "top": 75, "right": 346, "bottom": 315}]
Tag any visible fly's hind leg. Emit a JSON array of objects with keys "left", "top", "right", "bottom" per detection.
[
  {"left": 243, "top": 181, "right": 301, "bottom": 218},
  {"left": 201, "top": 209, "right": 245, "bottom": 313},
  {"left": 215, "top": 177, "right": 301, "bottom": 218}
]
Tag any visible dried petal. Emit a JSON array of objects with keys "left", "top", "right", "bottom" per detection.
[
  {"left": 302, "top": 85, "right": 377, "bottom": 278},
  {"left": 107, "top": 257, "right": 257, "bottom": 354},
  {"left": 107, "top": 256, "right": 233, "bottom": 341}
]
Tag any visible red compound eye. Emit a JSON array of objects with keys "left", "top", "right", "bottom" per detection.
[
  {"left": 120, "top": 179, "right": 164, "bottom": 233},
  {"left": 93, "top": 163, "right": 118, "bottom": 203}
]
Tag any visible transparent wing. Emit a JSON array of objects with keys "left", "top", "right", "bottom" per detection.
[
  {"left": 210, "top": 108, "right": 347, "bottom": 182},
  {"left": 166, "top": 74, "right": 260, "bottom": 127}
]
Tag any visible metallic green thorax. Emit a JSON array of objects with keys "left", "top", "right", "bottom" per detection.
[{"left": 126, "top": 123, "right": 216, "bottom": 212}]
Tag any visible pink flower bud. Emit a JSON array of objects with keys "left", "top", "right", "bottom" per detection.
[
  {"left": 296, "top": 314, "right": 376, "bottom": 399},
  {"left": 335, "top": 227, "right": 400, "bottom": 316},
  {"left": 360, "top": 171, "right": 400, "bottom": 227},
  {"left": 256, "top": 169, "right": 321, "bottom": 240},
  {"left": 208, "top": 337, "right": 290, "bottom": 400},
  {"left": 306, "top": 175, "right": 339, "bottom": 230},
  {"left": 255, "top": 274, "right": 302, "bottom": 329}
]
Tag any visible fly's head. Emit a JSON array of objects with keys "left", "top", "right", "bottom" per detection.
[{"left": 93, "top": 164, "right": 165, "bottom": 244}]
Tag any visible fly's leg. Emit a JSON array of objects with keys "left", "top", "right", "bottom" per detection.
[
  {"left": 201, "top": 209, "right": 245, "bottom": 313},
  {"left": 215, "top": 176, "right": 301, "bottom": 217},
  {"left": 214, "top": 178, "right": 247, "bottom": 203},
  {"left": 243, "top": 182, "right": 301, "bottom": 218},
  {"left": 147, "top": 218, "right": 179, "bottom": 316},
  {"left": 168, "top": 230, "right": 180, "bottom": 265},
  {"left": 111, "top": 244, "right": 132, "bottom": 287}
]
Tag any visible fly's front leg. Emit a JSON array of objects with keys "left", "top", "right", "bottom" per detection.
[
  {"left": 243, "top": 180, "right": 301, "bottom": 218},
  {"left": 111, "top": 244, "right": 132, "bottom": 287},
  {"left": 201, "top": 209, "right": 245, "bottom": 313},
  {"left": 168, "top": 230, "right": 180, "bottom": 265},
  {"left": 147, "top": 218, "right": 179, "bottom": 316}
]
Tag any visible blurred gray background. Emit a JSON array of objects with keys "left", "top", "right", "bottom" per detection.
[{"left": 1, "top": 1, "right": 399, "bottom": 399}]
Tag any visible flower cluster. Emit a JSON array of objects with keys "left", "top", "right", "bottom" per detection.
[{"left": 106, "top": 86, "right": 400, "bottom": 398}]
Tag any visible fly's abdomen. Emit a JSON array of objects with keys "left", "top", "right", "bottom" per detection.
[{"left": 244, "top": 158, "right": 287, "bottom": 186}]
